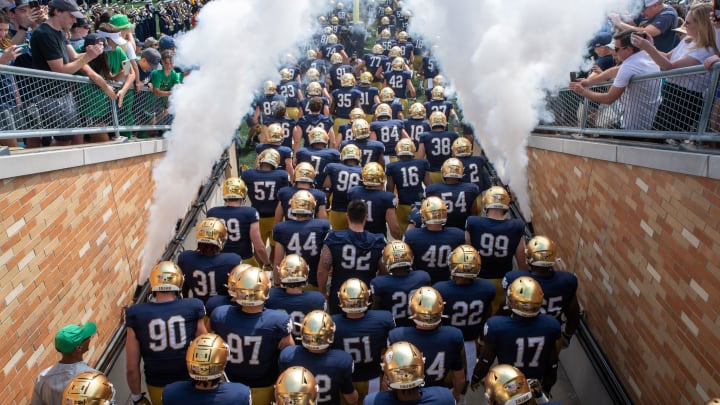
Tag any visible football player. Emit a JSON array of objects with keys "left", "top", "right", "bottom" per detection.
[
  {"left": 278, "top": 68, "right": 304, "bottom": 120},
  {"left": 162, "top": 334, "right": 251, "bottom": 404},
  {"left": 266, "top": 255, "right": 327, "bottom": 342},
  {"left": 205, "top": 263, "right": 252, "bottom": 317},
  {"left": 332, "top": 279, "right": 395, "bottom": 402},
  {"left": 433, "top": 245, "right": 496, "bottom": 382},
  {"left": 294, "top": 97, "right": 336, "bottom": 153},
  {"left": 471, "top": 277, "right": 561, "bottom": 394},
  {"left": 363, "top": 341, "right": 456, "bottom": 404},
  {"left": 295, "top": 127, "right": 341, "bottom": 186},
  {"left": 375, "top": 28, "right": 397, "bottom": 56},
  {"left": 423, "top": 85, "right": 458, "bottom": 126},
  {"left": 274, "top": 366, "right": 320, "bottom": 405},
  {"left": 396, "top": 31, "right": 415, "bottom": 66},
  {"left": 323, "top": 34, "right": 349, "bottom": 69},
  {"left": 385, "top": 139, "right": 430, "bottom": 234},
  {"left": 362, "top": 44, "right": 387, "bottom": 91},
  {"left": 371, "top": 89, "right": 404, "bottom": 120},
  {"left": 256, "top": 121, "right": 295, "bottom": 174},
  {"left": 210, "top": 267, "right": 295, "bottom": 405},
  {"left": 178, "top": 218, "right": 242, "bottom": 303},
  {"left": 337, "top": 108, "right": 367, "bottom": 143},
  {"left": 403, "top": 103, "right": 430, "bottom": 150},
  {"left": 275, "top": 163, "right": 329, "bottom": 222},
  {"left": 353, "top": 73, "right": 380, "bottom": 123},
  {"left": 327, "top": 51, "right": 353, "bottom": 91},
  {"left": 483, "top": 364, "right": 555, "bottom": 405},
  {"left": 207, "top": 178, "right": 271, "bottom": 269},
  {"left": 370, "top": 101, "right": 409, "bottom": 164},
  {"left": 339, "top": 118, "right": 385, "bottom": 167},
  {"left": 388, "top": 287, "right": 466, "bottom": 402},
  {"left": 370, "top": 241, "right": 431, "bottom": 327},
  {"left": 465, "top": 186, "right": 527, "bottom": 313},
  {"left": 273, "top": 191, "right": 331, "bottom": 290},
  {"left": 402, "top": 196, "right": 465, "bottom": 284},
  {"left": 279, "top": 311, "right": 359, "bottom": 405},
  {"left": 317, "top": 200, "right": 387, "bottom": 314},
  {"left": 348, "top": 162, "right": 402, "bottom": 240},
  {"left": 62, "top": 372, "right": 117, "bottom": 405},
  {"left": 452, "top": 137, "right": 492, "bottom": 194},
  {"left": 126, "top": 262, "right": 207, "bottom": 405},
  {"left": 323, "top": 144, "right": 363, "bottom": 231},
  {"left": 375, "top": 16, "right": 396, "bottom": 39},
  {"left": 383, "top": 57, "right": 415, "bottom": 115},
  {"left": 425, "top": 158, "right": 480, "bottom": 230},
  {"left": 416, "top": 112, "right": 459, "bottom": 184},
  {"left": 261, "top": 102, "right": 297, "bottom": 150},
  {"left": 300, "top": 81, "right": 331, "bottom": 117},
  {"left": 421, "top": 55, "right": 441, "bottom": 100},
  {"left": 330, "top": 72, "right": 362, "bottom": 137},
  {"left": 253, "top": 80, "right": 287, "bottom": 131},
  {"left": 502, "top": 236, "right": 579, "bottom": 351}
]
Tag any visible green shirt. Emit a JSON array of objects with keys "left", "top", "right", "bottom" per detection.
[{"left": 150, "top": 68, "right": 183, "bottom": 107}]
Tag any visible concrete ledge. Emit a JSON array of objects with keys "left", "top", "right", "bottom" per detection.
[
  {"left": 563, "top": 139, "right": 617, "bottom": 162},
  {"left": 617, "top": 146, "right": 708, "bottom": 177},
  {"left": 707, "top": 155, "right": 720, "bottom": 180},
  {"left": 528, "top": 135, "right": 564, "bottom": 152}
]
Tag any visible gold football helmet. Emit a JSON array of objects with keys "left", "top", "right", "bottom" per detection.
[
  {"left": 352, "top": 118, "right": 371, "bottom": 140},
  {"left": 452, "top": 137, "right": 473, "bottom": 157},
  {"left": 330, "top": 15, "right": 339, "bottom": 24},
  {"left": 408, "top": 102, "right": 426, "bottom": 120},
  {"left": 309, "top": 127, "right": 329, "bottom": 146},
  {"left": 338, "top": 278, "right": 370, "bottom": 313},
  {"left": 441, "top": 158, "right": 464, "bottom": 179},
  {"left": 306, "top": 81, "right": 322, "bottom": 97},
  {"left": 380, "top": 87, "right": 395, "bottom": 103},
  {"left": 388, "top": 46, "right": 402, "bottom": 58},
  {"left": 340, "top": 72, "right": 356, "bottom": 87},
  {"left": 359, "top": 71, "right": 373, "bottom": 85},
  {"left": 428, "top": 111, "right": 447, "bottom": 129},
  {"left": 257, "top": 148, "right": 281, "bottom": 169},
  {"left": 384, "top": 6, "right": 393, "bottom": 15},
  {"left": 409, "top": 286, "right": 445, "bottom": 327},
  {"left": 430, "top": 85, "right": 445, "bottom": 101},
  {"left": 197, "top": 217, "right": 227, "bottom": 249},
  {"left": 323, "top": 26, "right": 333, "bottom": 36},
  {"left": 506, "top": 276, "right": 543, "bottom": 317},
  {"left": 449, "top": 245, "right": 481, "bottom": 278},
  {"left": 62, "top": 371, "right": 115, "bottom": 405},
  {"left": 266, "top": 123, "right": 285, "bottom": 144},
  {"left": 306, "top": 68, "right": 320, "bottom": 82},
  {"left": 226, "top": 263, "right": 253, "bottom": 298},
  {"left": 420, "top": 196, "right": 448, "bottom": 225},
  {"left": 306, "top": 49, "right": 317, "bottom": 59},
  {"left": 483, "top": 186, "right": 511, "bottom": 211},
  {"left": 380, "top": 28, "right": 391, "bottom": 39},
  {"left": 222, "top": 177, "right": 248, "bottom": 201},
  {"left": 397, "top": 31, "right": 409, "bottom": 42},
  {"left": 280, "top": 68, "right": 292, "bottom": 81},
  {"left": 391, "top": 57, "right": 404, "bottom": 71},
  {"left": 372, "top": 44, "right": 384, "bottom": 54},
  {"left": 525, "top": 235, "right": 557, "bottom": 268},
  {"left": 301, "top": 310, "right": 335, "bottom": 350},
  {"left": 294, "top": 162, "right": 316, "bottom": 184},
  {"left": 290, "top": 190, "right": 317, "bottom": 216},
  {"left": 233, "top": 266, "right": 271, "bottom": 306},
  {"left": 275, "top": 366, "right": 318, "bottom": 405},
  {"left": 149, "top": 261, "right": 184, "bottom": 292},
  {"left": 395, "top": 138, "right": 416, "bottom": 157},
  {"left": 362, "top": 162, "right": 386, "bottom": 186},
  {"left": 375, "top": 103, "right": 392, "bottom": 119},
  {"left": 383, "top": 240, "right": 414, "bottom": 271},
  {"left": 330, "top": 52, "right": 343, "bottom": 64},
  {"left": 484, "top": 364, "right": 533, "bottom": 405},
  {"left": 432, "top": 75, "right": 446, "bottom": 87},
  {"left": 186, "top": 333, "right": 228, "bottom": 381},
  {"left": 317, "top": 15, "right": 327, "bottom": 24},
  {"left": 380, "top": 16, "right": 390, "bottom": 25},
  {"left": 382, "top": 341, "right": 425, "bottom": 390},
  {"left": 328, "top": 34, "right": 339, "bottom": 44},
  {"left": 341, "top": 144, "right": 362, "bottom": 162},
  {"left": 349, "top": 107, "right": 365, "bottom": 121},
  {"left": 279, "top": 254, "right": 310, "bottom": 285},
  {"left": 263, "top": 80, "right": 277, "bottom": 95}
]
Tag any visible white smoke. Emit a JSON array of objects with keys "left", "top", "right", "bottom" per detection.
[
  {"left": 139, "top": 0, "right": 317, "bottom": 283},
  {"left": 405, "top": 0, "right": 632, "bottom": 220}
]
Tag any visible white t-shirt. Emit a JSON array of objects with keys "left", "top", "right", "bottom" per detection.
[
  {"left": 613, "top": 51, "right": 661, "bottom": 130},
  {"left": 30, "top": 362, "right": 95, "bottom": 405},
  {"left": 666, "top": 39, "right": 714, "bottom": 92}
]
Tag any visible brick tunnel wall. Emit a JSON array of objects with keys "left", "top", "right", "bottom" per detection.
[
  {"left": 0, "top": 153, "right": 163, "bottom": 404},
  {"left": 528, "top": 146, "right": 720, "bottom": 403}
]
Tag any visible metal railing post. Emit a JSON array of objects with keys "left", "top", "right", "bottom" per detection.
[{"left": 695, "top": 63, "right": 720, "bottom": 138}]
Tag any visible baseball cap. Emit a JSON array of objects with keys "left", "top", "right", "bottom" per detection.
[
  {"left": 644, "top": 0, "right": 658, "bottom": 8},
  {"left": 143, "top": 36, "right": 159, "bottom": 48},
  {"left": 109, "top": 14, "right": 135, "bottom": 30},
  {"left": 72, "top": 18, "right": 90, "bottom": 29},
  {"left": 591, "top": 32, "right": 614, "bottom": 49},
  {"left": 159, "top": 36, "right": 175, "bottom": 50},
  {"left": 50, "top": 0, "right": 86, "bottom": 19},
  {"left": 55, "top": 322, "right": 97, "bottom": 354},
  {"left": 142, "top": 48, "right": 161, "bottom": 69},
  {"left": 14, "top": 0, "right": 29, "bottom": 7},
  {"left": 84, "top": 33, "right": 111, "bottom": 52}
]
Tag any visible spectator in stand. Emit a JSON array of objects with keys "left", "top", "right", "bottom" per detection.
[
  {"left": 137, "top": 47, "right": 160, "bottom": 86},
  {"left": 0, "top": 13, "right": 23, "bottom": 148},
  {"left": 142, "top": 35, "right": 158, "bottom": 50},
  {"left": 610, "top": 0, "right": 678, "bottom": 53},
  {"left": 9, "top": 0, "right": 45, "bottom": 46},
  {"left": 150, "top": 49, "right": 182, "bottom": 125},
  {"left": 68, "top": 18, "right": 89, "bottom": 51},
  {"left": 590, "top": 32, "right": 617, "bottom": 74}
]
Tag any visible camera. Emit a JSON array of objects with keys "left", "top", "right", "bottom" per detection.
[{"left": 28, "top": 0, "right": 39, "bottom": 9}]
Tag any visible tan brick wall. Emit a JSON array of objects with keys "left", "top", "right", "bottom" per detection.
[
  {"left": 0, "top": 153, "right": 163, "bottom": 404},
  {"left": 528, "top": 147, "right": 720, "bottom": 403}
]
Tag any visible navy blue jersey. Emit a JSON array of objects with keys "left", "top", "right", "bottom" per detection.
[
  {"left": 402, "top": 227, "right": 466, "bottom": 284},
  {"left": 331, "top": 87, "right": 362, "bottom": 119},
  {"left": 206, "top": 206, "right": 259, "bottom": 260},
  {"left": 303, "top": 58, "right": 329, "bottom": 77},
  {"left": 457, "top": 155, "right": 491, "bottom": 192},
  {"left": 502, "top": 270, "right": 578, "bottom": 323},
  {"left": 362, "top": 54, "right": 385, "bottom": 83},
  {"left": 324, "top": 163, "right": 362, "bottom": 211},
  {"left": 418, "top": 131, "right": 459, "bottom": 171},
  {"left": 278, "top": 80, "right": 302, "bottom": 107},
  {"left": 465, "top": 217, "right": 525, "bottom": 279},
  {"left": 388, "top": 326, "right": 464, "bottom": 386},
  {"left": 378, "top": 55, "right": 392, "bottom": 74},
  {"left": 331, "top": 310, "right": 395, "bottom": 381},
  {"left": 210, "top": 306, "right": 292, "bottom": 387},
  {"left": 125, "top": 298, "right": 205, "bottom": 386},
  {"left": 300, "top": 96, "right": 331, "bottom": 116},
  {"left": 324, "top": 43, "right": 346, "bottom": 60},
  {"left": 340, "top": 139, "right": 385, "bottom": 166},
  {"left": 163, "top": 381, "right": 251, "bottom": 405},
  {"left": 483, "top": 315, "right": 561, "bottom": 379},
  {"left": 337, "top": 122, "right": 354, "bottom": 143},
  {"left": 177, "top": 251, "right": 241, "bottom": 302},
  {"left": 371, "top": 100, "right": 403, "bottom": 120},
  {"left": 206, "top": 295, "right": 235, "bottom": 318},
  {"left": 255, "top": 143, "right": 293, "bottom": 171},
  {"left": 425, "top": 182, "right": 480, "bottom": 230},
  {"left": 403, "top": 118, "right": 430, "bottom": 149},
  {"left": 375, "top": 38, "right": 397, "bottom": 54},
  {"left": 370, "top": 271, "right": 431, "bottom": 327},
  {"left": 276, "top": 186, "right": 328, "bottom": 220},
  {"left": 433, "top": 280, "right": 496, "bottom": 341},
  {"left": 386, "top": 159, "right": 429, "bottom": 205},
  {"left": 407, "top": 204, "right": 423, "bottom": 229},
  {"left": 296, "top": 147, "right": 341, "bottom": 188},
  {"left": 423, "top": 100, "right": 454, "bottom": 120},
  {"left": 257, "top": 94, "right": 287, "bottom": 124},
  {"left": 266, "top": 288, "right": 327, "bottom": 341},
  {"left": 273, "top": 219, "right": 331, "bottom": 286},
  {"left": 240, "top": 169, "right": 290, "bottom": 217},
  {"left": 329, "top": 64, "right": 354, "bottom": 90},
  {"left": 364, "top": 387, "right": 455, "bottom": 405},
  {"left": 422, "top": 56, "right": 440, "bottom": 81},
  {"left": 279, "top": 346, "right": 356, "bottom": 405},
  {"left": 396, "top": 41, "right": 415, "bottom": 62},
  {"left": 370, "top": 119, "right": 405, "bottom": 157},
  {"left": 375, "top": 24, "right": 396, "bottom": 38},
  {"left": 324, "top": 230, "right": 386, "bottom": 313},
  {"left": 296, "top": 113, "right": 335, "bottom": 147},
  {"left": 347, "top": 186, "right": 397, "bottom": 235},
  {"left": 355, "top": 85, "right": 380, "bottom": 114},
  {"left": 262, "top": 116, "right": 296, "bottom": 149},
  {"left": 383, "top": 70, "right": 413, "bottom": 99}
]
